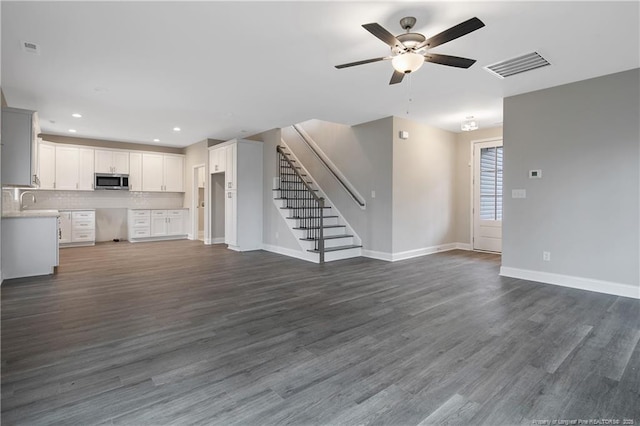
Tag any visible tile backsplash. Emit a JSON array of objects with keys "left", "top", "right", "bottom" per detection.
[{"left": 3, "top": 189, "right": 184, "bottom": 212}]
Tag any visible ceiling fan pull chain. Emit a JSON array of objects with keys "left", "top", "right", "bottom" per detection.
[{"left": 406, "top": 73, "right": 413, "bottom": 115}]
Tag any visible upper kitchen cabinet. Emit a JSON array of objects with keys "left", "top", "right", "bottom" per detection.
[
  {"left": 95, "top": 149, "right": 129, "bottom": 174},
  {"left": 1, "top": 107, "right": 40, "bottom": 187},
  {"left": 129, "top": 152, "right": 142, "bottom": 191},
  {"left": 141, "top": 153, "right": 184, "bottom": 192},
  {"left": 55, "top": 145, "right": 95, "bottom": 190},
  {"left": 209, "top": 147, "right": 226, "bottom": 174},
  {"left": 38, "top": 140, "right": 56, "bottom": 190}
]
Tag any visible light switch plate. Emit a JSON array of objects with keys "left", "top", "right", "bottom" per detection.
[{"left": 512, "top": 189, "right": 527, "bottom": 198}]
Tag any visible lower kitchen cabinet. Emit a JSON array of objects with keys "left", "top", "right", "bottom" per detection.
[
  {"left": 59, "top": 210, "right": 95, "bottom": 247},
  {"left": 128, "top": 208, "right": 187, "bottom": 242}
]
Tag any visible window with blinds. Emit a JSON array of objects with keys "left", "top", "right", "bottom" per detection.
[{"left": 479, "top": 146, "right": 503, "bottom": 220}]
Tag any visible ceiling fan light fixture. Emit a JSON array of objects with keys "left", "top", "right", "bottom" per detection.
[
  {"left": 461, "top": 116, "right": 479, "bottom": 131},
  {"left": 391, "top": 52, "right": 424, "bottom": 74}
]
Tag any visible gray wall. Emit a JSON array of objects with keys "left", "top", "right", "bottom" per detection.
[
  {"left": 283, "top": 118, "right": 394, "bottom": 254},
  {"left": 40, "top": 134, "right": 184, "bottom": 154},
  {"left": 503, "top": 68, "right": 639, "bottom": 288},
  {"left": 256, "top": 128, "right": 300, "bottom": 251},
  {"left": 392, "top": 117, "right": 458, "bottom": 253}
]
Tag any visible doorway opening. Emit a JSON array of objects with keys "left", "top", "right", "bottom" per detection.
[
  {"left": 472, "top": 139, "right": 503, "bottom": 252},
  {"left": 209, "top": 173, "right": 226, "bottom": 244}
]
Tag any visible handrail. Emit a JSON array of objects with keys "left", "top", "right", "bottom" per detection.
[
  {"left": 276, "top": 145, "right": 325, "bottom": 263},
  {"left": 292, "top": 124, "right": 366, "bottom": 208}
]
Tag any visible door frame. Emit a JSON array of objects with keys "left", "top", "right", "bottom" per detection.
[
  {"left": 191, "top": 163, "right": 207, "bottom": 243},
  {"left": 470, "top": 137, "right": 503, "bottom": 252}
]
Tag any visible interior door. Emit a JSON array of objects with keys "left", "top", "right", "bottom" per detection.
[{"left": 473, "top": 140, "right": 503, "bottom": 252}]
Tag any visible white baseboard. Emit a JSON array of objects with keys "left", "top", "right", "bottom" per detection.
[
  {"left": 362, "top": 242, "right": 469, "bottom": 262},
  {"left": 361, "top": 249, "right": 393, "bottom": 261},
  {"left": 187, "top": 233, "right": 193, "bottom": 240},
  {"left": 262, "top": 243, "right": 318, "bottom": 263},
  {"left": 211, "top": 237, "right": 225, "bottom": 244},
  {"left": 500, "top": 266, "right": 640, "bottom": 300}
]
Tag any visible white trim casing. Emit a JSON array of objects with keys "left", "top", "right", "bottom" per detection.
[{"left": 500, "top": 266, "right": 640, "bottom": 300}]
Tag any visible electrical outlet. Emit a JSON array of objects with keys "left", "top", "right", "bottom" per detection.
[
  {"left": 371, "top": 190, "right": 376, "bottom": 199},
  {"left": 275, "top": 232, "right": 279, "bottom": 240},
  {"left": 543, "top": 251, "right": 551, "bottom": 262}
]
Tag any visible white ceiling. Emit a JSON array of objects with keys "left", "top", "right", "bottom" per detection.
[{"left": 2, "top": 1, "right": 639, "bottom": 148}]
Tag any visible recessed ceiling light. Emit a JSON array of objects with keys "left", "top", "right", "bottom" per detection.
[
  {"left": 153, "top": 138, "right": 160, "bottom": 142},
  {"left": 69, "top": 129, "right": 77, "bottom": 133},
  {"left": 71, "top": 113, "right": 82, "bottom": 118},
  {"left": 173, "top": 127, "right": 181, "bottom": 132}
]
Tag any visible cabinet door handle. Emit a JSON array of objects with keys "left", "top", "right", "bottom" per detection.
[
  {"left": 227, "top": 192, "right": 232, "bottom": 198},
  {"left": 228, "top": 182, "right": 232, "bottom": 189},
  {"left": 76, "top": 183, "right": 79, "bottom": 189}
]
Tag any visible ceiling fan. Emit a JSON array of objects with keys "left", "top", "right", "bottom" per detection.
[{"left": 335, "top": 16, "right": 485, "bottom": 85}]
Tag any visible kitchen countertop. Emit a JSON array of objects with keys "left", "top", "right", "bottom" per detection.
[
  {"left": 2, "top": 209, "right": 60, "bottom": 218},
  {"left": 58, "top": 208, "right": 96, "bottom": 211}
]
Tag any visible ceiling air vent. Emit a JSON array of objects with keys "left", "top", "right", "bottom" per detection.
[
  {"left": 21, "top": 41, "right": 40, "bottom": 55},
  {"left": 484, "top": 52, "right": 550, "bottom": 79}
]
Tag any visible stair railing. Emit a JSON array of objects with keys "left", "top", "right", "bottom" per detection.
[
  {"left": 277, "top": 145, "right": 325, "bottom": 263},
  {"left": 292, "top": 124, "right": 366, "bottom": 209}
]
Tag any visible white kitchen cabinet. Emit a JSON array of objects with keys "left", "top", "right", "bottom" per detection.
[
  {"left": 209, "top": 147, "right": 226, "bottom": 174},
  {"left": 55, "top": 145, "right": 94, "bottom": 190},
  {"left": 128, "top": 209, "right": 186, "bottom": 242},
  {"left": 95, "top": 149, "right": 129, "bottom": 174},
  {"left": 208, "top": 139, "right": 262, "bottom": 251},
  {"left": 58, "top": 211, "right": 72, "bottom": 244},
  {"left": 163, "top": 155, "right": 184, "bottom": 192},
  {"left": 129, "top": 152, "right": 142, "bottom": 191},
  {"left": 224, "top": 190, "right": 237, "bottom": 246},
  {"left": 2, "top": 215, "right": 58, "bottom": 279},
  {"left": 59, "top": 210, "right": 95, "bottom": 247},
  {"left": 38, "top": 141, "right": 56, "bottom": 190},
  {"left": 141, "top": 153, "right": 184, "bottom": 192},
  {"left": 225, "top": 143, "right": 236, "bottom": 190},
  {"left": 1, "top": 107, "right": 39, "bottom": 187}
]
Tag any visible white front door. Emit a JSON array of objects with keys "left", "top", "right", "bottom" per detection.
[{"left": 473, "top": 140, "right": 503, "bottom": 252}]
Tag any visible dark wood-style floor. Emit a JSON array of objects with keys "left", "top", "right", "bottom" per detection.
[{"left": 1, "top": 241, "right": 639, "bottom": 425}]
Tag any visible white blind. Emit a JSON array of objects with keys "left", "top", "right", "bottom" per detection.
[{"left": 479, "top": 147, "right": 503, "bottom": 220}]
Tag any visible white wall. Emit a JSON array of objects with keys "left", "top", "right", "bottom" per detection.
[
  {"left": 502, "top": 68, "right": 639, "bottom": 297},
  {"left": 183, "top": 139, "right": 208, "bottom": 239}
]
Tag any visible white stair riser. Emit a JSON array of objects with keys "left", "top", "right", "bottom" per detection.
[
  {"left": 292, "top": 226, "right": 345, "bottom": 238},
  {"left": 300, "top": 236, "right": 355, "bottom": 250},
  {"left": 324, "top": 247, "right": 362, "bottom": 262}
]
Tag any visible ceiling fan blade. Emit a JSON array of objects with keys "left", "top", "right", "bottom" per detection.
[
  {"left": 425, "top": 53, "right": 476, "bottom": 68},
  {"left": 389, "top": 70, "right": 405, "bottom": 85},
  {"left": 420, "top": 17, "right": 485, "bottom": 49},
  {"left": 335, "top": 56, "right": 391, "bottom": 69},
  {"left": 362, "top": 23, "right": 406, "bottom": 50}
]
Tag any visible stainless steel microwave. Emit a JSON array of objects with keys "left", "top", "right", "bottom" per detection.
[{"left": 95, "top": 173, "right": 129, "bottom": 190}]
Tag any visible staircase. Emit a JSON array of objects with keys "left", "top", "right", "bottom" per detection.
[{"left": 275, "top": 145, "right": 362, "bottom": 263}]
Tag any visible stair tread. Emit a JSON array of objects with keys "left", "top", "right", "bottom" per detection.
[
  {"left": 273, "top": 188, "right": 319, "bottom": 192},
  {"left": 281, "top": 206, "right": 331, "bottom": 209},
  {"left": 287, "top": 215, "right": 338, "bottom": 219},
  {"left": 308, "top": 244, "right": 362, "bottom": 253},
  {"left": 274, "top": 198, "right": 324, "bottom": 201},
  {"left": 293, "top": 225, "right": 345, "bottom": 230},
  {"left": 280, "top": 180, "right": 313, "bottom": 184},
  {"left": 280, "top": 172, "right": 307, "bottom": 177},
  {"left": 300, "top": 234, "right": 354, "bottom": 241}
]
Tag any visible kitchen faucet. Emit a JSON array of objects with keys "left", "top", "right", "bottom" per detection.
[{"left": 20, "top": 191, "right": 37, "bottom": 210}]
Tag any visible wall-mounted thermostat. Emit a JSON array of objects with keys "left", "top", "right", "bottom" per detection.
[
  {"left": 399, "top": 131, "right": 409, "bottom": 140},
  {"left": 529, "top": 169, "right": 542, "bottom": 178}
]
